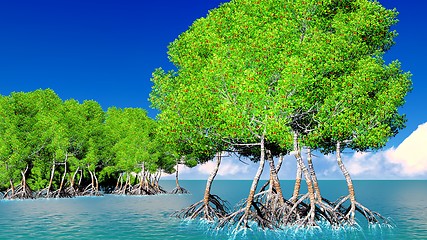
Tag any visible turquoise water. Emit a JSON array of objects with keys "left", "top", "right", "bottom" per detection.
[{"left": 1, "top": 180, "right": 426, "bottom": 239}]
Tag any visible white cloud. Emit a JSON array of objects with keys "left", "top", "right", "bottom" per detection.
[
  {"left": 385, "top": 122, "right": 427, "bottom": 176},
  {"left": 334, "top": 122, "right": 427, "bottom": 179},
  {"left": 161, "top": 157, "right": 253, "bottom": 180},
  {"left": 344, "top": 151, "right": 387, "bottom": 178},
  {"left": 161, "top": 122, "right": 427, "bottom": 180},
  {"left": 197, "top": 159, "right": 250, "bottom": 176}
]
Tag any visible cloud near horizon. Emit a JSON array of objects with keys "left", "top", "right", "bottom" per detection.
[
  {"left": 162, "top": 157, "right": 252, "bottom": 180},
  {"left": 162, "top": 122, "right": 427, "bottom": 180},
  {"left": 342, "top": 122, "right": 427, "bottom": 179},
  {"left": 196, "top": 159, "right": 251, "bottom": 177},
  {"left": 385, "top": 122, "right": 427, "bottom": 176}
]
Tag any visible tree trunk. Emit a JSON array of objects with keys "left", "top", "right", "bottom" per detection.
[
  {"left": 88, "top": 169, "right": 95, "bottom": 192},
  {"left": 70, "top": 167, "right": 79, "bottom": 189},
  {"left": 6, "top": 163, "right": 15, "bottom": 196},
  {"left": 292, "top": 165, "right": 302, "bottom": 203},
  {"left": 47, "top": 161, "right": 56, "bottom": 195},
  {"left": 261, "top": 153, "right": 284, "bottom": 193},
  {"left": 115, "top": 173, "right": 122, "bottom": 191},
  {"left": 307, "top": 147, "right": 321, "bottom": 200},
  {"left": 126, "top": 173, "right": 131, "bottom": 193},
  {"left": 20, "top": 165, "right": 28, "bottom": 196},
  {"left": 293, "top": 132, "right": 316, "bottom": 223},
  {"left": 58, "top": 158, "right": 68, "bottom": 194},
  {"left": 119, "top": 173, "right": 124, "bottom": 192},
  {"left": 9, "top": 179, "right": 15, "bottom": 196},
  {"left": 145, "top": 172, "right": 149, "bottom": 192},
  {"left": 292, "top": 137, "right": 302, "bottom": 203},
  {"left": 242, "top": 136, "right": 266, "bottom": 225},
  {"left": 78, "top": 169, "right": 83, "bottom": 188},
  {"left": 94, "top": 170, "right": 99, "bottom": 192},
  {"left": 336, "top": 141, "right": 356, "bottom": 221},
  {"left": 203, "top": 153, "right": 221, "bottom": 205},
  {"left": 175, "top": 161, "right": 180, "bottom": 189},
  {"left": 21, "top": 172, "right": 26, "bottom": 193},
  {"left": 155, "top": 170, "right": 162, "bottom": 191},
  {"left": 276, "top": 153, "right": 284, "bottom": 173},
  {"left": 139, "top": 164, "right": 145, "bottom": 193},
  {"left": 266, "top": 149, "right": 285, "bottom": 205}
]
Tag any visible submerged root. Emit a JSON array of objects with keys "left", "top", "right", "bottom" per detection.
[
  {"left": 314, "top": 197, "right": 344, "bottom": 227},
  {"left": 186, "top": 191, "right": 384, "bottom": 231},
  {"left": 217, "top": 191, "right": 322, "bottom": 231},
  {"left": 173, "top": 194, "right": 229, "bottom": 222},
  {"left": 255, "top": 191, "right": 297, "bottom": 229},
  {"left": 223, "top": 191, "right": 345, "bottom": 230},
  {"left": 284, "top": 194, "right": 346, "bottom": 228},
  {"left": 170, "top": 186, "right": 190, "bottom": 194},
  {"left": 217, "top": 194, "right": 276, "bottom": 230},
  {"left": 354, "top": 202, "right": 389, "bottom": 225},
  {"left": 283, "top": 193, "right": 312, "bottom": 227}
]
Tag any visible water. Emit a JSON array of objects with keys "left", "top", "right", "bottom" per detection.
[{"left": 0, "top": 180, "right": 426, "bottom": 239}]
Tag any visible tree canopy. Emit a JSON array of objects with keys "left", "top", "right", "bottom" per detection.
[
  {"left": 152, "top": 0, "right": 410, "bottom": 153},
  {"left": 150, "top": 0, "right": 411, "bottom": 229},
  {"left": 0, "top": 89, "right": 174, "bottom": 198}
]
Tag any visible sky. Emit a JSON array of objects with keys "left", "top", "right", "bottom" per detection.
[{"left": 0, "top": 0, "right": 426, "bottom": 180}]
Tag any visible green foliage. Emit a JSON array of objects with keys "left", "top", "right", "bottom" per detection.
[
  {"left": 0, "top": 89, "right": 172, "bottom": 191},
  {"left": 150, "top": 0, "right": 411, "bottom": 163},
  {"left": 103, "top": 107, "right": 176, "bottom": 177}
]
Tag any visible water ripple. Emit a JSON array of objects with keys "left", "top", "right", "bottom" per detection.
[{"left": 1, "top": 180, "right": 426, "bottom": 239}]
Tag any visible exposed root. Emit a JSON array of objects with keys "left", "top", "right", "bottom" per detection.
[
  {"left": 154, "top": 184, "right": 167, "bottom": 194},
  {"left": 283, "top": 193, "right": 311, "bottom": 226},
  {"left": 3, "top": 183, "right": 34, "bottom": 199},
  {"left": 35, "top": 188, "right": 53, "bottom": 198},
  {"left": 354, "top": 202, "right": 388, "bottom": 224},
  {"left": 51, "top": 189, "right": 73, "bottom": 198},
  {"left": 331, "top": 195, "right": 389, "bottom": 226},
  {"left": 221, "top": 190, "right": 344, "bottom": 230},
  {"left": 130, "top": 183, "right": 155, "bottom": 195},
  {"left": 112, "top": 184, "right": 131, "bottom": 195},
  {"left": 283, "top": 194, "right": 347, "bottom": 228},
  {"left": 173, "top": 194, "right": 229, "bottom": 222},
  {"left": 112, "top": 183, "right": 166, "bottom": 195},
  {"left": 314, "top": 197, "right": 344, "bottom": 227},
  {"left": 170, "top": 186, "right": 190, "bottom": 194},
  {"left": 217, "top": 194, "right": 276, "bottom": 230},
  {"left": 111, "top": 184, "right": 166, "bottom": 195},
  {"left": 252, "top": 190, "right": 298, "bottom": 229},
  {"left": 80, "top": 184, "right": 103, "bottom": 196},
  {"left": 296, "top": 203, "right": 317, "bottom": 228},
  {"left": 64, "top": 186, "right": 79, "bottom": 197}
]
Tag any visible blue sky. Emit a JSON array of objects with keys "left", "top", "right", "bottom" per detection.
[{"left": 1, "top": 1, "right": 426, "bottom": 179}]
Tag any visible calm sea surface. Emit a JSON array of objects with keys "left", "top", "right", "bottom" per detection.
[{"left": 1, "top": 180, "right": 426, "bottom": 239}]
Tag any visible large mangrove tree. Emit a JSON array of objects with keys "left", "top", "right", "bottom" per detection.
[{"left": 150, "top": 0, "right": 411, "bottom": 230}]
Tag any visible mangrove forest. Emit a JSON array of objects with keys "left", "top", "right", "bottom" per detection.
[{"left": 1, "top": 0, "right": 412, "bottom": 233}]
